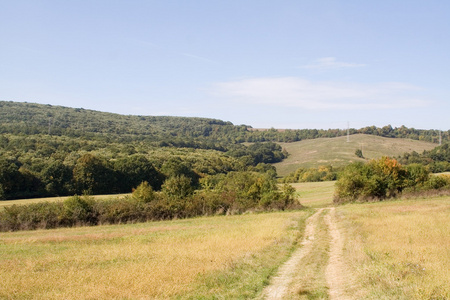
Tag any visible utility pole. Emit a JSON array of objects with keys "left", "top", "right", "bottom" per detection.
[
  {"left": 347, "top": 122, "right": 350, "bottom": 142},
  {"left": 439, "top": 130, "right": 442, "bottom": 146},
  {"left": 48, "top": 117, "right": 52, "bottom": 135}
]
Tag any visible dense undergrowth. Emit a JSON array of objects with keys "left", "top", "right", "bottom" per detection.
[
  {"left": 0, "top": 172, "right": 300, "bottom": 232},
  {"left": 334, "top": 157, "right": 450, "bottom": 203}
]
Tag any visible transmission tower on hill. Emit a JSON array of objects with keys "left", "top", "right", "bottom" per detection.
[{"left": 347, "top": 122, "right": 350, "bottom": 142}]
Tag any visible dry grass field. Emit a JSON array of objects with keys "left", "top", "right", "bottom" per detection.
[
  {"left": 1, "top": 181, "right": 449, "bottom": 299},
  {"left": 0, "top": 210, "right": 312, "bottom": 299},
  {"left": 338, "top": 197, "right": 450, "bottom": 299},
  {"left": 274, "top": 134, "right": 437, "bottom": 176}
]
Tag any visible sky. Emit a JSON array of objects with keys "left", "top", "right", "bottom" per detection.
[{"left": 1, "top": 1, "right": 450, "bottom": 130}]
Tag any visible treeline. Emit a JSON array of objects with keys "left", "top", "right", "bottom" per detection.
[
  {"left": 398, "top": 143, "right": 450, "bottom": 172},
  {"left": 1, "top": 101, "right": 448, "bottom": 145},
  {"left": 0, "top": 133, "right": 286, "bottom": 200},
  {"left": 334, "top": 157, "right": 450, "bottom": 203},
  {"left": 0, "top": 172, "right": 300, "bottom": 232}
]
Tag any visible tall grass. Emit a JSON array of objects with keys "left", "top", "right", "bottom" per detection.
[
  {"left": 339, "top": 197, "right": 450, "bottom": 299},
  {"left": 0, "top": 210, "right": 310, "bottom": 299}
]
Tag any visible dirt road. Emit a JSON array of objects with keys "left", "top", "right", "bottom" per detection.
[{"left": 261, "top": 207, "right": 353, "bottom": 299}]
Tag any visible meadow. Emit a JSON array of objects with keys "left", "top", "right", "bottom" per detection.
[
  {"left": 338, "top": 198, "right": 450, "bottom": 299},
  {"left": 0, "top": 210, "right": 312, "bottom": 299},
  {"left": 1, "top": 181, "right": 449, "bottom": 299},
  {"left": 274, "top": 134, "right": 436, "bottom": 176}
]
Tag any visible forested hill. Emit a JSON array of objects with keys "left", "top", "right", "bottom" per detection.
[
  {"left": 0, "top": 101, "right": 448, "bottom": 145},
  {"left": 0, "top": 101, "right": 243, "bottom": 146}
]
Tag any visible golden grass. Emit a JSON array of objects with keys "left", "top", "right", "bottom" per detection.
[
  {"left": 0, "top": 210, "right": 310, "bottom": 299},
  {"left": 338, "top": 197, "right": 450, "bottom": 299},
  {"left": 274, "top": 134, "right": 436, "bottom": 176}
]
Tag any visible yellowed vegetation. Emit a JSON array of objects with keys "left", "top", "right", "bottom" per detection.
[
  {"left": 2, "top": 180, "right": 449, "bottom": 299},
  {"left": 338, "top": 197, "right": 450, "bottom": 299},
  {"left": 0, "top": 211, "right": 310, "bottom": 299}
]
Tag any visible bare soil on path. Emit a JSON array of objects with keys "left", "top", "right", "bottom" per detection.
[
  {"left": 261, "top": 207, "right": 356, "bottom": 299},
  {"left": 261, "top": 209, "right": 325, "bottom": 299}
]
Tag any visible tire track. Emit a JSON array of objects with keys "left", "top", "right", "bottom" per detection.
[
  {"left": 261, "top": 208, "right": 324, "bottom": 299},
  {"left": 262, "top": 207, "right": 353, "bottom": 299},
  {"left": 324, "top": 207, "right": 350, "bottom": 300}
]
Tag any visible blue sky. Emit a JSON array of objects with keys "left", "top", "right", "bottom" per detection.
[{"left": 1, "top": 1, "right": 449, "bottom": 130}]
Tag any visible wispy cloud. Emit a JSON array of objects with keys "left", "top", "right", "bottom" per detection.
[
  {"left": 211, "top": 77, "right": 429, "bottom": 110},
  {"left": 301, "top": 57, "right": 366, "bottom": 70},
  {"left": 181, "top": 52, "right": 218, "bottom": 64},
  {"left": 131, "top": 39, "right": 218, "bottom": 64}
]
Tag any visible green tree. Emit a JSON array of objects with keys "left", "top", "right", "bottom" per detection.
[
  {"left": 41, "top": 160, "right": 73, "bottom": 195},
  {"left": 72, "top": 154, "right": 115, "bottom": 195},
  {"left": 161, "top": 158, "right": 199, "bottom": 187},
  {"left": 162, "top": 175, "right": 194, "bottom": 199},
  {"left": 132, "top": 181, "right": 156, "bottom": 203},
  {"left": 114, "top": 155, "right": 164, "bottom": 192},
  {"left": 355, "top": 149, "right": 364, "bottom": 158}
]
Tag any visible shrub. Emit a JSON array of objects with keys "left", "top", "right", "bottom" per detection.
[
  {"left": 132, "top": 181, "right": 156, "bottom": 203},
  {"left": 334, "top": 158, "right": 408, "bottom": 203},
  {"left": 62, "top": 195, "right": 97, "bottom": 226},
  {"left": 162, "top": 175, "right": 194, "bottom": 200},
  {"left": 283, "top": 165, "right": 337, "bottom": 183}
]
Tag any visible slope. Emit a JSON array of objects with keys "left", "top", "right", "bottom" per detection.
[{"left": 274, "top": 134, "right": 437, "bottom": 176}]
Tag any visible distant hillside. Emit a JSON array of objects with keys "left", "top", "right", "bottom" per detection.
[
  {"left": 0, "top": 101, "right": 243, "bottom": 146},
  {"left": 1, "top": 101, "right": 447, "bottom": 146},
  {"left": 273, "top": 134, "right": 437, "bottom": 176}
]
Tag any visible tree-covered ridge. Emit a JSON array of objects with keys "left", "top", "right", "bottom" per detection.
[
  {"left": 0, "top": 101, "right": 239, "bottom": 142},
  {"left": 0, "top": 133, "right": 284, "bottom": 200},
  {"left": 398, "top": 142, "right": 450, "bottom": 172},
  {"left": 1, "top": 101, "right": 448, "bottom": 144}
]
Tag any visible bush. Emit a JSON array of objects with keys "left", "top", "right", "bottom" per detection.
[
  {"left": 283, "top": 165, "right": 337, "bottom": 183},
  {"left": 334, "top": 157, "right": 450, "bottom": 204},
  {"left": 132, "top": 181, "right": 156, "bottom": 203},
  {"left": 0, "top": 171, "right": 302, "bottom": 232},
  {"left": 62, "top": 195, "right": 97, "bottom": 226},
  {"left": 162, "top": 175, "right": 194, "bottom": 200},
  {"left": 334, "top": 157, "right": 408, "bottom": 203}
]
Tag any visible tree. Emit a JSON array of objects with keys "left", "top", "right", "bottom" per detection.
[
  {"left": 355, "top": 149, "right": 364, "bottom": 158},
  {"left": 72, "top": 154, "right": 115, "bottom": 195},
  {"left": 162, "top": 175, "right": 194, "bottom": 199},
  {"left": 132, "top": 181, "right": 156, "bottom": 203},
  {"left": 41, "top": 160, "right": 73, "bottom": 195},
  {"left": 114, "top": 155, "right": 164, "bottom": 192},
  {"left": 0, "top": 159, "right": 23, "bottom": 199},
  {"left": 161, "top": 158, "right": 199, "bottom": 187}
]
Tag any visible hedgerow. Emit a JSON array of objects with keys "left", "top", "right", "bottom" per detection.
[{"left": 0, "top": 172, "right": 301, "bottom": 232}]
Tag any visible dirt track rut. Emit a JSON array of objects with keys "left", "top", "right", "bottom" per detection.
[{"left": 262, "top": 207, "right": 350, "bottom": 299}]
